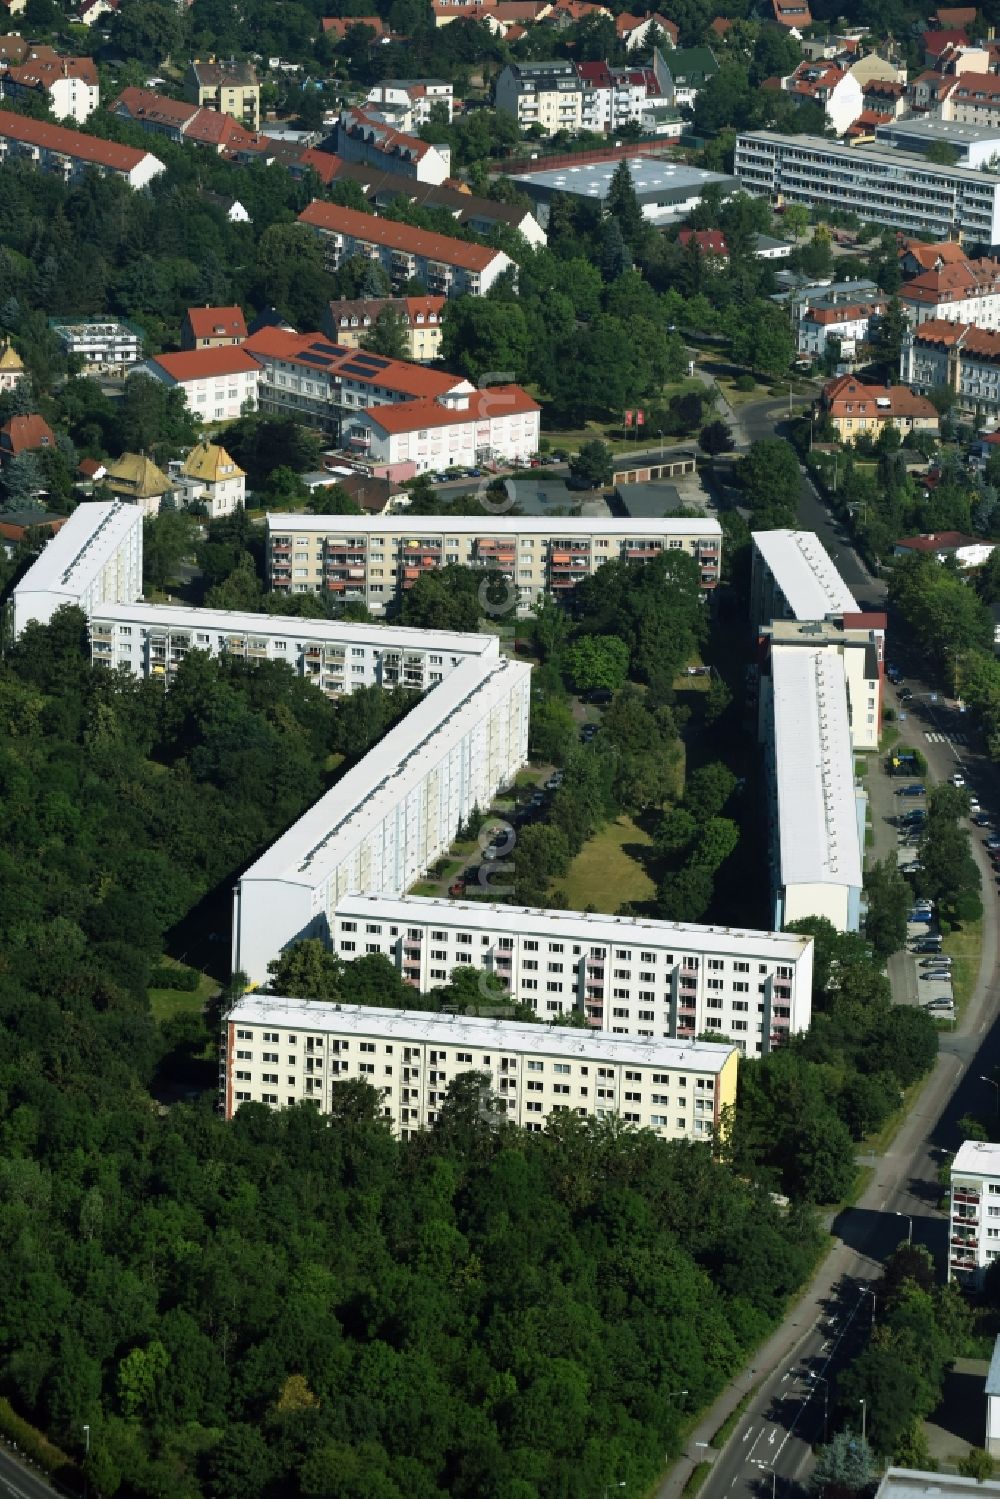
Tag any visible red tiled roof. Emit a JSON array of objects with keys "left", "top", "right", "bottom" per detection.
[
  {"left": 110, "top": 87, "right": 199, "bottom": 128},
  {"left": 185, "top": 305, "right": 247, "bottom": 340},
  {"left": 614, "top": 11, "right": 643, "bottom": 32},
  {"left": 923, "top": 26, "right": 969, "bottom": 51},
  {"left": 0, "top": 413, "right": 55, "bottom": 455},
  {"left": 949, "top": 70, "right": 1000, "bottom": 102},
  {"left": 709, "top": 13, "right": 731, "bottom": 32},
  {"left": 149, "top": 346, "right": 260, "bottom": 382},
  {"left": 803, "top": 299, "right": 885, "bottom": 324},
  {"left": 823, "top": 376, "right": 938, "bottom": 420},
  {"left": 363, "top": 384, "right": 539, "bottom": 434},
  {"left": 298, "top": 200, "right": 503, "bottom": 271},
  {"left": 0, "top": 108, "right": 153, "bottom": 171},
  {"left": 293, "top": 145, "right": 342, "bottom": 183},
  {"left": 846, "top": 109, "right": 893, "bottom": 135},
  {"left": 243, "top": 326, "right": 462, "bottom": 400},
  {"left": 896, "top": 530, "right": 980, "bottom": 551},
  {"left": 772, "top": 0, "right": 812, "bottom": 24},
  {"left": 7, "top": 55, "right": 99, "bottom": 91},
  {"left": 78, "top": 457, "right": 106, "bottom": 477},
  {"left": 936, "top": 5, "right": 976, "bottom": 23},
  {"left": 678, "top": 228, "right": 729, "bottom": 256},
  {"left": 321, "top": 15, "right": 386, "bottom": 36},
  {"left": 910, "top": 317, "right": 1000, "bottom": 359},
  {"left": 339, "top": 105, "right": 434, "bottom": 164}
]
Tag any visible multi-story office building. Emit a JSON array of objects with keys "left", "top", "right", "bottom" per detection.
[
  {"left": 734, "top": 130, "right": 1000, "bottom": 247},
  {"left": 11, "top": 500, "right": 142, "bottom": 637},
  {"left": 948, "top": 1139, "right": 1000, "bottom": 1285},
  {"left": 759, "top": 615, "right": 886, "bottom": 753},
  {"left": 330, "top": 893, "right": 815, "bottom": 1057},
  {"left": 232, "top": 655, "right": 531, "bottom": 985},
  {"left": 760, "top": 645, "right": 865, "bottom": 931},
  {"left": 750, "top": 529, "right": 859, "bottom": 631},
  {"left": 265, "top": 514, "right": 723, "bottom": 614},
  {"left": 221, "top": 995, "right": 739, "bottom": 1141},
  {"left": 494, "top": 60, "right": 586, "bottom": 133},
  {"left": 89, "top": 601, "right": 499, "bottom": 693},
  {"left": 901, "top": 318, "right": 1000, "bottom": 417},
  {"left": 298, "top": 200, "right": 514, "bottom": 298}
]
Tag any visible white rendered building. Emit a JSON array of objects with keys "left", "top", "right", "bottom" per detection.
[
  {"left": 760, "top": 646, "right": 865, "bottom": 932},
  {"left": 0, "top": 109, "right": 164, "bottom": 189},
  {"left": 266, "top": 514, "right": 723, "bottom": 614},
  {"left": 750, "top": 529, "right": 859, "bottom": 631},
  {"left": 948, "top": 1140, "right": 1000, "bottom": 1286},
  {"left": 89, "top": 601, "right": 499, "bottom": 693},
  {"left": 136, "top": 347, "right": 261, "bottom": 423},
  {"left": 341, "top": 385, "right": 541, "bottom": 478},
  {"left": 232, "top": 655, "right": 531, "bottom": 985},
  {"left": 11, "top": 500, "right": 142, "bottom": 637},
  {"left": 330, "top": 893, "right": 815, "bottom": 1057},
  {"left": 761, "top": 616, "right": 885, "bottom": 753},
  {"left": 221, "top": 995, "right": 740, "bottom": 1141},
  {"left": 50, "top": 318, "right": 143, "bottom": 368}
]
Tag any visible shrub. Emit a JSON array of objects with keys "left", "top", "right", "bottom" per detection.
[
  {"left": 733, "top": 374, "right": 756, "bottom": 392},
  {"left": 149, "top": 965, "right": 200, "bottom": 992}
]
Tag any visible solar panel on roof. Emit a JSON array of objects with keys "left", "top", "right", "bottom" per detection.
[
  {"left": 313, "top": 342, "right": 344, "bottom": 356},
  {"left": 298, "top": 351, "right": 333, "bottom": 366},
  {"left": 341, "top": 362, "right": 379, "bottom": 376}
]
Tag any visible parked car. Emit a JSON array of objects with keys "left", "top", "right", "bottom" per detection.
[
  {"left": 925, "top": 1000, "right": 955, "bottom": 1012},
  {"left": 952, "top": 771, "right": 967, "bottom": 787},
  {"left": 913, "top": 938, "right": 943, "bottom": 954},
  {"left": 973, "top": 813, "right": 993, "bottom": 827},
  {"left": 899, "top": 688, "right": 913, "bottom": 701},
  {"left": 908, "top": 909, "right": 934, "bottom": 923},
  {"left": 969, "top": 797, "right": 982, "bottom": 813},
  {"left": 887, "top": 665, "right": 903, "bottom": 684},
  {"left": 581, "top": 724, "right": 598, "bottom": 742},
  {"left": 920, "top": 956, "right": 952, "bottom": 967},
  {"left": 545, "top": 772, "right": 565, "bottom": 791},
  {"left": 913, "top": 897, "right": 934, "bottom": 909},
  {"left": 920, "top": 970, "right": 952, "bottom": 981},
  {"left": 987, "top": 838, "right": 1000, "bottom": 851},
  {"left": 896, "top": 784, "right": 926, "bottom": 797}
]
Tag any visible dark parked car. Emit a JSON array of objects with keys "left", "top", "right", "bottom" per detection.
[{"left": 896, "top": 783, "right": 926, "bottom": 797}]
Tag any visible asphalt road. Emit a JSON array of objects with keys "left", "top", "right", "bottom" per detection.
[
  {"left": 0, "top": 1446, "right": 61, "bottom": 1499},
  {"left": 659, "top": 442, "right": 1000, "bottom": 1499}
]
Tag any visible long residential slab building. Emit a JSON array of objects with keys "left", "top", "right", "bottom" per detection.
[
  {"left": 221, "top": 996, "right": 740, "bottom": 1142},
  {"left": 329, "top": 893, "right": 814, "bottom": 1057},
  {"left": 11, "top": 500, "right": 143, "bottom": 637},
  {"left": 949, "top": 1139, "right": 1000, "bottom": 1286},
  {"left": 232, "top": 654, "right": 532, "bottom": 986},
  {"left": 266, "top": 513, "right": 723, "bottom": 614},
  {"left": 735, "top": 130, "right": 1000, "bottom": 247},
  {"left": 88, "top": 600, "right": 499, "bottom": 695}
]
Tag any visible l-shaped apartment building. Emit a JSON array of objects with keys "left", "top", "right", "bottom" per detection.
[{"left": 266, "top": 513, "right": 723, "bottom": 614}]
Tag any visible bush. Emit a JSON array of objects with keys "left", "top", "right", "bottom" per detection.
[
  {"left": 733, "top": 374, "right": 756, "bottom": 392},
  {"left": 0, "top": 1398, "right": 72, "bottom": 1479},
  {"left": 149, "top": 965, "right": 200, "bottom": 992}
]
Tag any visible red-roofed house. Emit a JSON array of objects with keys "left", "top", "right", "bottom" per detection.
[
  {"left": 243, "top": 325, "right": 471, "bottom": 439},
  {"left": 894, "top": 531, "right": 995, "bottom": 567},
  {"left": 943, "top": 70, "right": 1000, "bottom": 124},
  {"left": 709, "top": 14, "right": 731, "bottom": 36},
  {"left": 137, "top": 346, "right": 261, "bottom": 421},
  {"left": 0, "top": 413, "right": 56, "bottom": 459},
  {"left": 922, "top": 26, "right": 973, "bottom": 61},
  {"left": 821, "top": 376, "right": 939, "bottom": 439},
  {"left": 678, "top": 228, "right": 729, "bottom": 260},
  {"left": 899, "top": 237, "right": 970, "bottom": 276},
  {"left": 0, "top": 108, "right": 164, "bottom": 187},
  {"left": 781, "top": 61, "right": 863, "bottom": 134},
  {"left": 901, "top": 318, "right": 1000, "bottom": 418},
  {"left": 935, "top": 6, "right": 976, "bottom": 27},
  {"left": 298, "top": 199, "right": 514, "bottom": 296},
  {"left": 899, "top": 257, "right": 1000, "bottom": 329},
  {"left": 860, "top": 77, "right": 906, "bottom": 116},
  {"left": 336, "top": 104, "right": 451, "bottom": 184},
  {"left": 907, "top": 70, "right": 959, "bottom": 114},
  {"left": 797, "top": 294, "right": 886, "bottom": 362},
  {"left": 321, "top": 14, "right": 388, "bottom": 36},
  {"left": 771, "top": 0, "right": 812, "bottom": 30},
  {"left": 321, "top": 296, "right": 447, "bottom": 361},
  {"left": 616, "top": 12, "right": 676, "bottom": 48},
  {"left": 3, "top": 54, "right": 99, "bottom": 122},
  {"left": 844, "top": 108, "right": 894, "bottom": 140},
  {"left": 109, "top": 87, "right": 200, "bottom": 140},
  {"left": 341, "top": 384, "right": 540, "bottom": 477},
  {"left": 181, "top": 305, "right": 248, "bottom": 350},
  {"left": 77, "top": 457, "right": 107, "bottom": 483}
]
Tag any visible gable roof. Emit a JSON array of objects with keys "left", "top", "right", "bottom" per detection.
[
  {"left": 105, "top": 452, "right": 172, "bottom": 497},
  {"left": 678, "top": 227, "right": 729, "bottom": 256},
  {"left": 0, "top": 413, "right": 55, "bottom": 455},
  {"left": 895, "top": 530, "right": 980, "bottom": 551},
  {"left": 909, "top": 317, "right": 1000, "bottom": 358},
  {"left": 0, "top": 108, "right": 154, "bottom": 172},
  {"left": 297, "top": 199, "right": 504, "bottom": 271},
  {"left": 0, "top": 341, "right": 23, "bottom": 371},
  {"left": 321, "top": 15, "right": 387, "bottom": 36},
  {"left": 148, "top": 346, "right": 261, "bottom": 382},
  {"left": 6, "top": 54, "right": 99, "bottom": 92},
  {"left": 110, "top": 87, "right": 200, "bottom": 130},
  {"left": 184, "top": 305, "right": 248, "bottom": 341},
  {"left": 361, "top": 384, "right": 539, "bottom": 434},
  {"left": 243, "top": 325, "right": 462, "bottom": 399},
  {"left": 181, "top": 441, "right": 245, "bottom": 483},
  {"left": 823, "top": 375, "right": 938, "bottom": 420}
]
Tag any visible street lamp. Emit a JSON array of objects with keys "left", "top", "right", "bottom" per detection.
[
  {"left": 808, "top": 1372, "right": 829, "bottom": 1444},
  {"left": 859, "top": 1399, "right": 867, "bottom": 1443},
  {"left": 83, "top": 1424, "right": 90, "bottom": 1499},
  {"left": 896, "top": 1211, "right": 913, "bottom": 1246},
  {"left": 981, "top": 1076, "right": 1000, "bottom": 1114},
  {"left": 755, "top": 1461, "right": 777, "bottom": 1499}
]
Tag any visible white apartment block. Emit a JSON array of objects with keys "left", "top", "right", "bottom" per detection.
[
  {"left": 11, "top": 500, "right": 142, "bottom": 637},
  {"left": 900, "top": 258, "right": 1000, "bottom": 330},
  {"left": 137, "top": 347, "right": 260, "bottom": 423},
  {"left": 266, "top": 514, "right": 723, "bottom": 615},
  {"left": 298, "top": 201, "right": 513, "bottom": 299},
  {"left": 364, "top": 80, "right": 454, "bottom": 130},
  {"left": 221, "top": 995, "right": 740, "bottom": 1142},
  {"left": 331, "top": 893, "right": 815, "bottom": 1058},
  {"left": 761, "top": 616, "right": 886, "bottom": 753},
  {"left": 750, "top": 529, "right": 859, "bottom": 632},
  {"left": 89, "top": 601, "right": 499, "bottom": 694},
  {"left": 232, "top": 655, "right": 531, "bottom": 985},
  {"left": 735, "top": 131, "right": 1000, "bottom": 247},
  {"left": 494, "top": 60, "right": 585, "bottom": 134},
  {"left": 948, "top": 1140, "right": 1000, "bottom": 1286},
  {"left": 797, "top": 296, "right": 886, "bottom": 363},
  {"left": 341, "top": 385, "right": 541, "bottom": 477},
  {"left": 0, "top": 109, "right": 165, "bottom": 189},
  {"left": 50, "top": 318, "right": 143, "bottom": 368},
  {"left": 760, "top": 645, "right": 865, "bottom": 932}
]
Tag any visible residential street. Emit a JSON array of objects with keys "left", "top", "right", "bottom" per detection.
[{"left": 657, "top": 452, "right": 1000, "bottom": 1499}]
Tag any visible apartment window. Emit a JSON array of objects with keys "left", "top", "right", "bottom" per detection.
[
  {"left": 527, "top": 1060, "right": 543, "bottom": 1071},
  {"left": 236, "top": 1029, "right": 251, "bottom": 1040},
  {"left": 553, "top": 1063, "right": 570, "bottom": 1074}
]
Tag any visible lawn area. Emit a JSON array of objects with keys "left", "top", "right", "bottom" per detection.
[
  {"left": 945, "top": 917, "right": 983, "bottom": 1019},
  {"left": 553, "top": 815, "right": 656, "bottom": 909},
  {"left": 148, "top": 960, "right": 219, "bottom": 1025}
]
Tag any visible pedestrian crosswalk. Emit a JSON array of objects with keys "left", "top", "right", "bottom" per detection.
[{"left": 925, "top": 731, "right": 968, "bottom": 748}]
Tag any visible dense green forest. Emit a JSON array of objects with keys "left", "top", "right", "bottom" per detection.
[{"left": 0, "top": 606, "right": 831, "bottom": 1498}]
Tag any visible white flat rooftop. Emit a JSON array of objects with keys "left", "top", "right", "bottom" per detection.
[
  {"left": 90, "top": 601, "right": 499, "bottom": 656},
  {"left": 227, "top": 995, "right": 737, "bottom": 1071},
  {"left": 878, "top": 1472, "right": 1000, "bottom": 1499},
  {"left": 953, "top": 1140, "right": 1000, "bottom": 1177},
  {"left": 268, "top": 513, "right": 723, "bottom": 539},
  {"left": 239, "top": 655, "right": 530, "bottom": 890},
  {"left": 14, "top": 500, "right": 137, "bottom": 597},
  {"left": 336, "top": 892, "right": 812, "bottom": 962},
  {"left": 771, "top": 647, "right": 862, "bottom": 890},
  {"left": 753, "top": 529, "right": 858, "bottom": 621}
]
